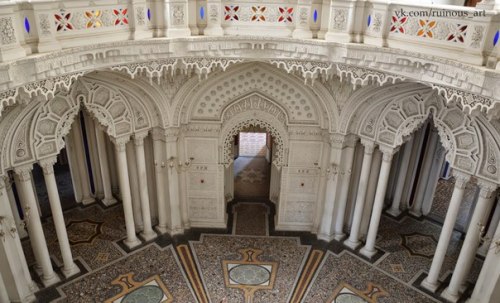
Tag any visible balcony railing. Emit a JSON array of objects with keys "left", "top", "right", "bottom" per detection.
[{"left": 0, "top": 0, "right": 498, "bottom": 67}]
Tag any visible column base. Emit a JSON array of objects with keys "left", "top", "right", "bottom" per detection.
[
  {"left": 61, "top": 263, "right": 81, "bottom": 279},
  {"left": 82, "top": 197, "right": 96, "bottom": 205},
  {"left": 317, "top": 233, "right": 335, "bottom": 242},
  {"left": 386, "top": 208, "right": 401, "bottom": 217},
  {"left": 170, "top": 227, "right": 184, "bottom": 236},
  {"left": 155, "top": 225, "right": 169, "bottom": 235},
  {"left": 359, "top": 246, "right": 377, "bottom": 258},
  {"left": 41, "top": 273, "right": 61, "bottom": 287},
  {"left": 124, "top": 237, "right": 142, "bottom": 249},
  {"left": 333, "top": 233, "right": 346, "bottom": 242},
  {"left": 140, "top": 230, "right": 157, "bottom": 242},
  {"left": 409, "top": 210, "right": 422, "bottom": 217},
  {"left": 441, "top": 287, "right": 460, "bottom": 303},
  {"left": 101, "top": 197, "right": 118, "bottom": 206},
  {"left": 421, "top": 277, "right": 440, "bottom": 293},
  {"left": 343, "top": 238, "right": 361, "bottom": 250}
]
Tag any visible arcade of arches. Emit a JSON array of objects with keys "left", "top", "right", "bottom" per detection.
[{"left": 1, "top": 62, "right": 500, "bottom": 303}]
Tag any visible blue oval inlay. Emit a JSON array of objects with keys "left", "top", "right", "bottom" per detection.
[
  {"left": 24, "top": 17, "right": 30, "bottom": 33},
  {"left": 122, "top": 285, "right": 164, "bottom": 303},
  {"left": 367, "top": 15, "right": 371, "bottom": 27},
  {"left": 147, "top": 8, "right": 151, "bottom": 21},
  {"left": 200, "top": 6, "right": 205, "bottom": 20},
  {"left": 494, "top": 30, "right": 499, "bottom": 46},
  {"left": 228, "top": 264, "right": 271, "bottom": 286},
  {"left": 313, "top": 9, "right": 318, "bottom": 23}
]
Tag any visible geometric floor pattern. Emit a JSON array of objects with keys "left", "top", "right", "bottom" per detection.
[{"left": 30, "top": 200, "right": 483, "bottom": 302}]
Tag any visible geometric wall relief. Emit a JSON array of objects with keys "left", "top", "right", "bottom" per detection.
[
  {"left": 327, "top": 282, "right": 388, "bottom": 303},
  {"left": 105, "top": 273, "right": 173, "bottom": 303},
  {"left": 222, "top": 248, "right": 277, "bottom": 302}
]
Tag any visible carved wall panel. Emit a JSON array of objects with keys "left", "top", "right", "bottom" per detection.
[{"left": 185, "top": 137, "right": 218, "bottom": 164}]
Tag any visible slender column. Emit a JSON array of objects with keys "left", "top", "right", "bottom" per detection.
[
  {"left": 71, "top": 121, "right": 95, "bottom": 205},
  {"left": 95, "top": 126, "right": 117, "bottom": 206},
  {"left": 422, "top": 145, "right": 446, "bottom": 215},
  {"left": 333, "top": 141, "right": 356, "bottom": 241},
  {"left": 65, "top": 134, "right": 83, "bottom": 202},
  {"left": 127, "top": 142, "right": 143, "bottom": 230},
  {"left": 39, "top": 158, "right": 80, "bottom": 278},
  {"left": 478, "top": 197, "right": 500, "bottom": 256},
  {"left": 134, "top": 133, "right": 157, "bottom": 241},
  {"left": 411, "top": 129, "right": 439, "bottom": 216},
  {"left": 387, "top": 137, "right": 414, "bottom": 216},
  {"left": 83, "top": 114, "right": 103, "bottom": 199},
  {"left": 113, "top": 138, "right": 141, "bottom": 249},
  {"left": 402, "top": 124, "right": 427, "bottom": 209},
  {"left": 166, "top": 128, "right": 183, "bottom": 234},
  {"left": 5, "top": 176, "right": 28, "bottom": 238},
  {"left": 0, "top": 270, "right": 9, "bottom": 303},
  {"left": 344, "top": 140, "right": 375, "bottom": 250},
  {"left": 0, "top": 177, "right": 37, "bottom": 302},
  {"left": 178, "top": 133, "right": 190, "bottom": 228},
  {"left": 360, "top": 150, "right": 382, "bottom": 237},
  {"left": 14, "top": 165, "right": 60, "bottom": 287},
  {"left": 152, "top": 129, "right": 169, "bottom": 234},
  {"left": 442, "top": 180, "right": 498, "bottom": 302},
  {"left": 360, "top": 148, "right": 396, "bottom": 258},
  {"left": 421, "top": 171, "right": 471, "bottom": 292}
]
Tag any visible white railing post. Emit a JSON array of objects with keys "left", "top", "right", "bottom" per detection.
[
  {"left": 31, "top": 2, "right": 61, "bottom": 53},
  {"left": 129, "top": 0, "right": 153, "bottom": 40},
  {"left": 164, "top": 0, "right": 192, "bottom": 37},
  {"left": 0, "top": 3, "right": 26, "bottom": 62},
  {"left": 324, "top": 0, "right": 363, "bottom": 43},
  {"left": 292, "top": 0, "right": 313, "bottom": 39},
  {"left": 204, "top": 0, "right": 223, "bottom": 36}
]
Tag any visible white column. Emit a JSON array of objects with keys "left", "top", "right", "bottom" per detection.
[
  {"left": 0, "top": 269, "right": 9, "bottom": 303},
  {"left": 113, "top": 138, "right": 141, "bottom": 249},
  {"left": 95, "top": 126, "right": 117, "bottom": 206},
  {"left": 360, "top": 148, "right": 396, "bottom": 258},
  {"left": 39, "top": 158, "right": 80, "bottom": 278},
  {"left": 152, "top": 129, "right": 169, "bottom": 234},
  {"left": 126, "top": 142, "right": 143, "bottom": 230},
  {"left": 410, "top": 129, "right": 439, "bottom": 217},
  {"left": 83, "top": 114, "right": 103, "bottom": 200},
  {"left": 402, "top": 124, "right": 427, "bottom": 209},
  {"left": 71, "top": 121, "right": 95, "bottom": 205},
  {"left": 64, "top": 134, "right": 83, "bottom": 202},
  {"left": 0, "top": 177, "right": 37, "bottom": 302},
  {"left": 134, "top": 132, "right": 157, "bottom": 241},
  {"left": 166, "top": 128, "right": 183, "bottom": 234},
  {"left": 468, "top": 207, "right": 500, "bottom": 303},
  {"left": 14, "top": 165, "right": 60, "bottom": 287},
  {"left": 5, "top": 176, "right": 28, "bottom": 238},
  {"left": 422, "top": 145, "right": 446, "bottom": 216},
  {"left": 360, "top": 150, "right": 382, "bottom": 238},
  {"left": 344, "top": 140, "right": 375, "bottom": 250},
  {"left": 333, "top": 140, "right": 356, "bottom": 241},
  {"left": 442, "top": 180, "right": 498, "bottom": 303},
  {"left": 387, "top": 137, "right": 414, "bottom": 216},
  {"left": 421, "top": 171, "right": 471, "bottom": 292},
  {"left": 478, "top": 198, "right": 500, "bottom": 256}
]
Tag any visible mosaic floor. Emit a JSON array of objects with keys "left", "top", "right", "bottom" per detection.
[{"left": 27, "top": 199, "right": 484, "bottom": 303}]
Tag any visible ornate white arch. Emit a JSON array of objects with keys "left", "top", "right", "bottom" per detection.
[{"left": 220, "top": 109, "right": 289, "bottom": 167}]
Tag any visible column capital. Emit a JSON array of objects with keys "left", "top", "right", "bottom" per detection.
[
  {"left": 39, "top": 157, "right": 57, "bottom": 175},
  {"left": 151, "top": 127, "right": 166, "bottom": 141},
  {"left": 112, "top": 136, "right": 131, "bottom": 152},
  {"left": 329, "top": 133, "right": 358, "bottom": 149},
  {"left": 452, "top": 170, "right": 471, "bottom": 189},
  {"left": 134, "top": 131, "right": 148, "bottom": 146},
  {"left": 14, "top": 165, "right": 33, "bottom": 182},
  {"left": 361, "top": 139, "right": 376, "bottom": 154},
  {"left": 477, "top": 179, "right": 498, "bottom": 199},
  {"left": 165, "top": 127, "right": 180, "bottom": 142},
  {"left": 380, "top": 145, "right": 398, "bottom": 162}
]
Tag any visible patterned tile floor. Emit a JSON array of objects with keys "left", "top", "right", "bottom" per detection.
[
  {"left": 28, "top": 199, "right": 484, "bottom": 303},
  {"left": 233, "top": 156, "right": 270, "bottom": 199}
]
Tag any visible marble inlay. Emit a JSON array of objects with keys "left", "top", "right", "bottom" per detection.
[
  {"left": 105, "top": 273, "right": 172, "bottom": 303},
  {"left": 66, "top": 219, "right": 103, "bottom": 245},
  {"left": 223, "top": 248, "right": 277, "bottom": 301},
  {"left": 328, "top": 282, "right": 388, "bottom": 303},
  {"left": 401, "top": 232, "right": 438, "bottom": 259}
]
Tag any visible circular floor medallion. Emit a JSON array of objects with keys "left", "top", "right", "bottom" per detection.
[
  {"left": 229, "top": 264, "right": 271, "bottom": 285},
  {"left": 334, "top": 293, "right": 368, "bottom": 303}
]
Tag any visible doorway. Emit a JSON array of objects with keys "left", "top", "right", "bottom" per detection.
[{"left": 233, "top": 131, "right": 272, "bottom": 200}]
